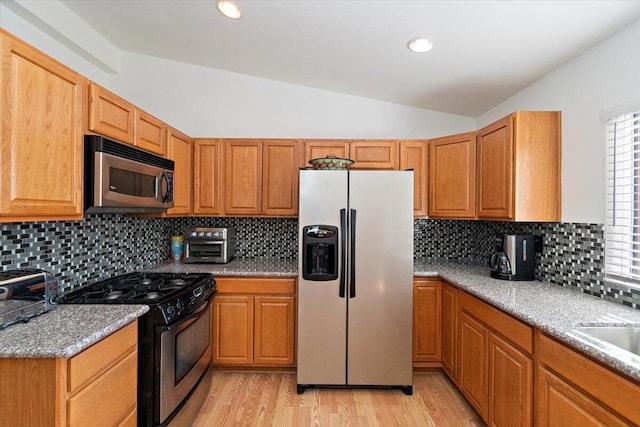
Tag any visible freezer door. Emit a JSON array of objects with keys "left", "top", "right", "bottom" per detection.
[
  {"left": 347, "top": 171, "right": 414, "bottom": 386},
  {"left": 297, "top": 170, "right": 348, "bottom": 386}
]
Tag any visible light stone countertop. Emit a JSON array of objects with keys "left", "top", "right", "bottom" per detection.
[
  {"left": 151, "top": 258, "right": 298, "bottom": 277},
  {"left": 155, "top": 258, "right": 640, "bottom": 381},
  {"left": 0, "top": 305, "right": 149, "bottom": 358}
]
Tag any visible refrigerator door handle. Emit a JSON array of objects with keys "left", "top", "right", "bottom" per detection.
[
  {"left": 339, "top": 208, "right": 347, "bottom": 298},
  {"left": 349, "top": 208, "right": 356, "bottom": 298}
]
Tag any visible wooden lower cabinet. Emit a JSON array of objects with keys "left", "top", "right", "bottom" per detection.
[
  {"left": 212, "top": 277, "right": 296, "bottom": 367},
  {"left": 441, "top": 282, "right": 458, "bottom": 380},
  {"left": 413, "top": 278, "right": 442, "bottom": 367},
  {"left": 459, "top": 310, "right": 489, "bottom": 419},
  {"left": 458, "top": 291, "right": 533, "bottom": 426},
  {"left": 489, "top": 333, "right": 532, "bottom": 426},
  {"left": 0, "top": 321, "right": 138, "bottom": 427},
  {"left": 536, "top": 332, "right": 640, "bottom": 426}
]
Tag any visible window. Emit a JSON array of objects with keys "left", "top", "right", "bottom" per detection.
[{"left": 605, "top": 109, "right": 640, "bottom": 289}]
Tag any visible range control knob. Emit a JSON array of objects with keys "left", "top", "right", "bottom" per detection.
[
  {"left": 198, "top": 232, "right": 205, "bottom": 237},
  {"left": 176, "top": 300, "right": 185, "bottom": 311},
  {"left": 190, "top": 231, "right": 198, "bottom": 237},
  {"left": 206, "top": 232, "right": 213, "bottom": 237},
  {"left": 166, "top": 305, "right": 176, "bottom": 317}
]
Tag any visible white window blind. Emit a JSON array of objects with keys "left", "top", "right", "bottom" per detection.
[{"left": 605, "top": 110, "right": 640, "bottom": 289}]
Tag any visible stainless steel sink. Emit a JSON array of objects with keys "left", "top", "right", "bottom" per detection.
[{"left": 573, "top": 326, "right": 640, "bottom": 357}]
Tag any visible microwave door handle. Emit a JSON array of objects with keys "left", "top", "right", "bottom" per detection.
[{"left": 159, "top": 171, "right": 172, "bottom": 203}]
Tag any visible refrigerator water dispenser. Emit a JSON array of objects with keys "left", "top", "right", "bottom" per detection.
[{"left": 302, "top": 225, "right": 338, "bottom": 281}]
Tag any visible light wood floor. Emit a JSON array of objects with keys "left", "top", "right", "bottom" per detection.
[{"left": 193, "top": 371, "right": 484, "bottom": 426}]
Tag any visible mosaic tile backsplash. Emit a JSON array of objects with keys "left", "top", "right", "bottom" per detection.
[{"left": 1, "top": 215, "right": 637, "bottom": 309}]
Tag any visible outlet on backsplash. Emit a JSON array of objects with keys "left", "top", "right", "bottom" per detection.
[{"left": 534, "top": 235, "right": 543, "bottom": 254}]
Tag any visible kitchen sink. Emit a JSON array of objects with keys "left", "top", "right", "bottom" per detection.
[{"left": 573, "top": 325, "right": 640, "bottom": 357}]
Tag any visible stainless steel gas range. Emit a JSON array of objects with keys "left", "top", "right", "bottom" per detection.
[{"left": 59, "top": 272, "right": 216, "bottom": 427}]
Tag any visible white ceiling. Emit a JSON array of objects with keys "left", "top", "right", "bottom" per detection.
[{"left": 60, "top": 0, "right": 640, "bottom": 117}]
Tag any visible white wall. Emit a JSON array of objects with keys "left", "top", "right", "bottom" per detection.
[
  {"left": 109, "top": 52, "right": 474, "bottom": 139},
  {"left": 477, "top": 20, "right": 640, "bottom": 224},
  {"left": 0, "top": 2, "right": 113, "bottom": 86},
  {"left": 1, "top": 1, "right": 473, "bottom": 139}
]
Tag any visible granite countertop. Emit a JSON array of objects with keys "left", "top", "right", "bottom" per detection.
[
  {"left": 0, "top": 305, "right": 149, "bottom": 358},
  {"left": 151, "top": 258, "right": 298, "bottom": 277}
]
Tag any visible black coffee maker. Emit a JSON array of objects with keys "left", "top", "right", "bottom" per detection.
[{"left": 489, "top": 234, "right": 535, "bottom": 281}]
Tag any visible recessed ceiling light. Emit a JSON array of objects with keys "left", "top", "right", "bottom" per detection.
[
  {"left": 407, "top": 38, "right": 433, "bottom": 53},
  {"left": 217, "top": 0, "right": 242, "bottom": 19}
]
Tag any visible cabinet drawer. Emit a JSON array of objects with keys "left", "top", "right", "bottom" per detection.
[
  {"left": 538, "top": 332, "right": 640, "bottom": 424},
  {"left": 67, "top": 349, "right": 137, "bottom": 427},
  {"left": 459, "top": 292, "right": 532, "bottom": 354},
  {"left": 67, "top": 322, "right": 137, "bottom": 393},
  {"left": 216, "top": 277, "right": 296, "bottom": 294}
]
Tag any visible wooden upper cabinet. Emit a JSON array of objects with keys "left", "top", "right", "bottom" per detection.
[
  {"left": 224, "top": 139, "right": 262, "bottom": 215},
  {"left": 349, "top": 140, "right": 399, "bottom": 169},
  {"left": 0, "top": 30, "right": 84, "bottom": 222},
  {"left": 477, "top": 116, "right": 513, "bottom": 219},
  {"left": 478, "top": 111, "right": 561, "bottom": 221},
  {"left": 134, "top": 109, "right": 167, "bottom": 156},
  {"left": 193, "top": 139, "right": 223, "bottom": 215},
  {"left": 428, "top": 132, "right": 477, "bottom": 219},
  {"left": 400, "top": 140, "right": 428, "bottom": 216},
  {"left": 262, "top": 140, "right": 300, "bottom": 216},
  {"left": 88, "top": 83, "right": 135, "bottom": 144},
  {"left": 166, "top": 128, "right": 192, "bottom": 216},
  {"left": 302, "top": 140, "right": 349, "bottom": 166}
]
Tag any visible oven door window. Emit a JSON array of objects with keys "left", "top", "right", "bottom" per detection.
[
  {"left": 188, "top": 242, "right": 224, "bottom": 258},
  {"left": 175, "top": 309, "right": 210, "bottom": 384}
]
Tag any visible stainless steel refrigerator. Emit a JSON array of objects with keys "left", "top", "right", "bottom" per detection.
[{"left": 297, "top": 169, "right": 414, "bottom": 395}]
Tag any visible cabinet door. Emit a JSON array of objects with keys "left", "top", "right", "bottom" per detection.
[
  {"left": 254, "top": 296, "right": 296, "bottom": 365},
  {"left": 212, "top": 296, "right": 254, "bottom": 365},
  {"left": 88, "top": 83, "right": 135, "bottom": 144},
  {"left": 262, "top": 140, "right": 300, "bottom": 216},
  {"left": 413, "top": 279, "right": 442, "bottom": 366},
  {"left": 459, "top": 311, "right": 489, "bottom": 420},
  {"left": 303, "top": 140, "right": 349, "bottom": 165},
  {"left": 400, "top": 141, "right": 428, "bottom": 216},
  {"left": 349, "top": 140, "right": 399, "bottom": 169},
  {"left": 0, "top": 32, "right": 84, "bottom": 221},
  {"left": 428, "top": 132, "right": 477, "bottom": 218},
  {"left": 489, "top": 333, "right": 532, "bottom": 427},
  {"left": 224, "top": 139, "right": 262, "bottom": 215},
  {"left": 193, "top": 139, "right": 223, "bottom": 215},
  {"left": 536, "top": 367, "right": 628, "bottom": 427},
  {"left": 134, "top": 109, "right": 167, "bottom": 156},
  {"left": 441, "top": 282, "right": 458, "bottom": 380},
  {"left": 166, "top": 128, "right": 192, "bottom": 216},
  {"left": 477, "top": 115, "right": 513, "bottom": 220}
]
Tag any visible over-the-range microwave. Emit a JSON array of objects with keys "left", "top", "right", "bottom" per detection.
[{"left": 84, "top": 135, "right": 174, "bottom": 213}]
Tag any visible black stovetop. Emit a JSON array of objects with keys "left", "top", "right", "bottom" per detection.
[{"left": 59, "top": 272, "right": 215, "bottom": 324}]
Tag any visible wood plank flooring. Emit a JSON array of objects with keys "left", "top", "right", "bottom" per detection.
[{"left": 193, "top": 371, "right": 484, "bottom": 426}]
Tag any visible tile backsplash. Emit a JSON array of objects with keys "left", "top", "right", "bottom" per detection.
[{"left": 1, "top": 215, "right": 637, "bottom": 309}]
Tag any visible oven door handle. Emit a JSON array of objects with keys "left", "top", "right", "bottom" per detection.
[{"left": 158, "top": 297, "right": 212, "bottom": 333}]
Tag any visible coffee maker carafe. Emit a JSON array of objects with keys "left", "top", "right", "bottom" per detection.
[{"left": 490, "top": 234, "right": 535, "bottom": 281}]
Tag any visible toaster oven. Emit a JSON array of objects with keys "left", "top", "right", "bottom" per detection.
[
  {"left": 184, "top": 227, "right": 236, "bottom": 264},
  {"left": 0, "top": 269, "right": 58, "bottom": 329}
]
